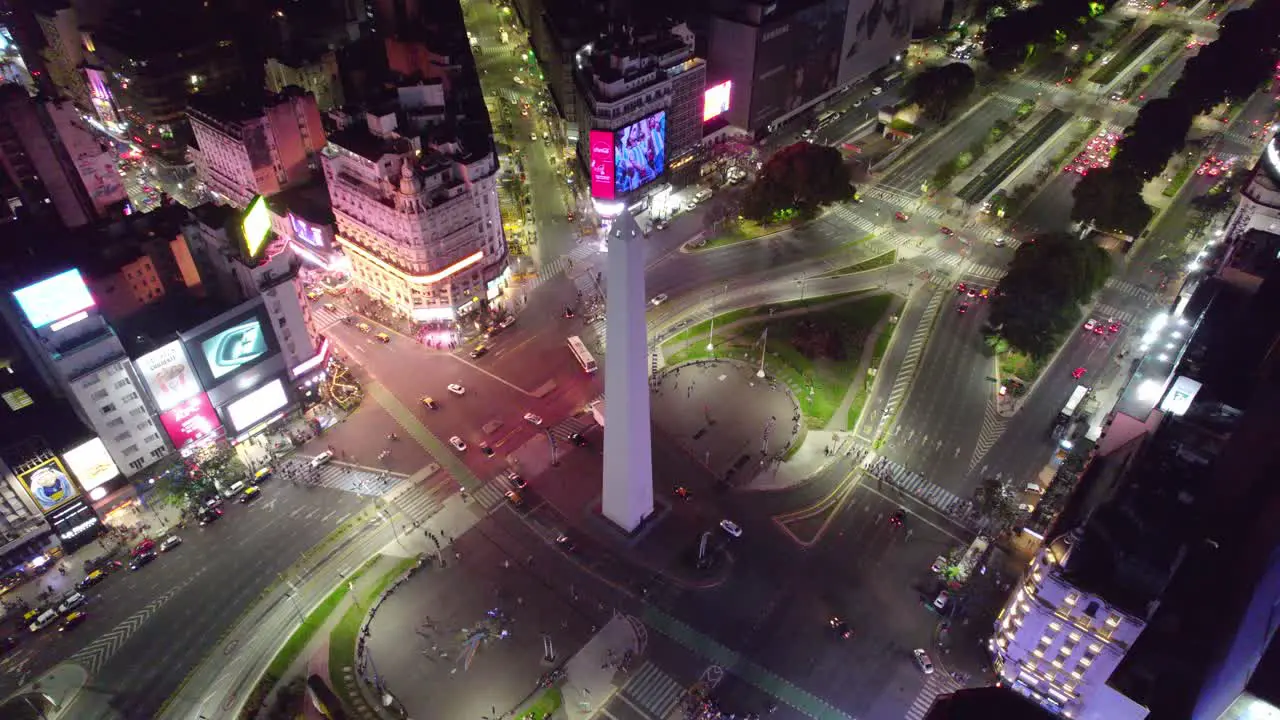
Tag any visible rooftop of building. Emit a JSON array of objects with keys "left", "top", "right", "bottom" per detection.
[
  {"left": 922, "top": 686, "right": 1059, "bottom": 720},
  {"left": 1053, "top": 401, "right": 1232, "bottom": 618},
  {"left": 326, "top": 123, "right": 416, "bottom": 164},
  {"left": 89, "top": 0, "right": 237, "bottom": 57},
  {"left": 579, "top": 22, "right": 694, "bottom": 87},
  {"left": 109, "top": 288, "right": 239, "bottom": 359},
  {"left": 0, "top": 206, "right": 189, "bottom": 290},
  {"left": 187, "top": 86, "right": 315, "bottom": 126},
  {"left": 266, "top": 178, "right": 335, "bottom": 226}
]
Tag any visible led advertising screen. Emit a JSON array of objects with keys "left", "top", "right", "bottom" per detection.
[
  {"left": 136, "top": 340, "right": 202, "bottom": 411},
  {"left": 49, "top": 499, "right": 101, "bottom": 552},
  {"left": 242, "top": 195, "right": 272, "bottom": 259},
  {"left": 62, "top": 437, "right": 121, "bottom": 492},
  {"left": 704, "top": 80, "right": 732, "bottom": 122},
  {"left": 12, "top": 269, "right": 96, "bottom": 329},
  {"left": 614, "top": 112, "right": 667, "bottom": 195},
  {"left": 200, "top": 318, "right": 269, "bottom": 381},
  {"left": 227, "top": 379, "right": 289, "bottom": 432},
  {"left": 160, "top": 392, "right": 222, "bottom": 450},
  {"left": 588, "top": 130, "right": 615, "bottom": 200},
  {"left": 19, "top": 457, "right": 80, "bottom": 513},
  {"left": 289, "top": 213, "right": 328, "bottom": 248}
]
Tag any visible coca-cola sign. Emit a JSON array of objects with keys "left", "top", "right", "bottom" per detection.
[
  {"left": 159, "top": 392, "right": 222, "bottom": 450},
  {"left": 589, "top": 130, "right": 615, "bottom": 200}
]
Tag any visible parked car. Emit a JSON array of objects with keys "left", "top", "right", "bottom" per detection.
[
  {"left": 57, "top": 592, "right": 86, "bottom": 614},
  {"left": 719, "top": 519, "right": 743, "bottom": 538},
  {"left": 913, "top": 648, "right": 934, "bottom": 674},
  {"left": 160, "top": 535, "right": 182, "bottom": 552},
  {"left": 449, "top": 436, "right": 467, "bottom": 452},
  {"left": 129, "top": 550, "right": 157, "bottom": 571}
]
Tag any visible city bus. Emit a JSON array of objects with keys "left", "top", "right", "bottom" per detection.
[
  {"left": 815, "top": 110, "right": 840, "bottom": 130},
  {"left": 567, "top": 336, "right": 598, "bottom": 373},
  {"left": 1053, "top": 384, "right": 1090, "bottom": 438}
]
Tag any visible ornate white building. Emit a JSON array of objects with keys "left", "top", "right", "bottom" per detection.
[{"left": 321, "top": 87, "right": 509, "bottom": 322}]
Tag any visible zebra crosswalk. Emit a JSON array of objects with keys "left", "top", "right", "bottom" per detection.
[
  {"left": 523, "top": 243, "right": 601, "bottom": 292},
  {"left": 384, "top": 481, "right": 448, "bottom": 525},
  {"left": 1104, "top": 277, "right": 1154, "bottom": 300},
  {"left": 548, "top": 414, "right": 597, "bottom": 443},
  {"left": 285, "top": 457, "right": 408, "bottom": 496},
  {"left": 904, "top": 671, "right": 962, "bottom": 720},
  {"left": 620, "top": 661, "right": 685, "bottom": 719},
  {"left": 468, "top": 473, "right": 521, "bottom": 509},
  {"left": 311, "top": 303, "right": 350, "bottom": 332},
  {"left": 969, "top": 399, "right": 1007, "bottom": 473},
  {"left": 1092, "top": 303, "right": 1136, "bottom": 326},
  {"left": 921, "top": 248, "right": 963, "bottom": 268},
  {"left": 880, "top": 289, "right": 944, "bottom": 430},
  {"left": 829, "top": 204, "right": 883, "bottom": 234},
  {"left": 868, "top": 456, "right": 974, "bottom": 518},
  {"left": 961, "top": 263, "right": 1006, "bottom": 283}
]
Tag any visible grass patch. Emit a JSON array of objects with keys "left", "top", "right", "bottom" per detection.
[
  {"left": 517, "top": 688, "right": 564, "bottom": 720},
  {"left": 819, "top": 249, "right": 897, "bottom": 278},
  {"left": 701, "top": 218, "right": 785, "bottom": 249},
  {"left": 669, "top": 290, "right": 874, "bottom": 348},
  {"left": 849, "top": 313, "right": 898, "bottom": 431},
  {"left": 1163, "top": 161, "right": 1194, "bottom": 197},
  {"left": 1088, "top": 26, "right": 1164, "bottom": 85},
  {"left": 664, "top": 294, "right": 892, "bottom": 428},
  {"left": 328, "top": 556, "right": 419, "bottom": 711},
  {"left": 999, "top": 349, "right": 1044, "bottom": 387}
]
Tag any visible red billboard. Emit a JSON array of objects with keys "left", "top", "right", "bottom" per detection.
[
  {"left": 589, "top": 130, "right": 615, "bottom": 199},
  {"left": 159, "top": 392, "right": 223, "bottom": 450}
]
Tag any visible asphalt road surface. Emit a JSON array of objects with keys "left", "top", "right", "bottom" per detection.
[{"left": 1, "top": 482, "right": 365, "bottom": 718}]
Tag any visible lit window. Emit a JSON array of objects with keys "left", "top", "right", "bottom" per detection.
[
  {"left": 1065, "top": 593, "right": 1079, "bottom": 605},
  {"left": 1041, "top": 636, "right": 1053, "bottom": 645},
  {"left": 1049, "top": 621, "right": 1062, "bottom": 631},
  {"left": 1033, "top": 649, "right": 1045, "bottom": 658},
  {"left": 1069, "top": 632, "right": 1082, "bottom": 641},
  {"left": 1051, "top": 659, "right": 1064, "bottom": 669},
  {"left": 1106, "top": 614, "right": 1121, "bottom": 627},
  {"left": 1088, "top": 643, "right": 1103, "bottom": 653},
  {"left": 1071, "top": 670, "right": 1083, "bottom": 679}
]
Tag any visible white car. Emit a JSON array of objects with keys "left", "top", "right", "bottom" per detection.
[
  {"left": 993, "top": 237, "right": 1008, "bottom": 247},
  {"left": 449, "top": 436, "right": 467, "bottom": 452},
  {"left": 930, "top": 556, "right": 948, "bottom": 574},
  {"left": 57, "top": 592, "right": 86, "bottom": 614},
  {"left": 719, "top": 519, "right": 743, "bottom": 538},
  {"left": 159, "top": 535, "right": 182, "bottom": 552},
  {"left": 650, "top": 294, "right": 668, "bottom": 306},
  {"left": 523, "top": 412, "right": 543, "bottom": 426},
  {"left": 310, "top": 450, "right": 334, "bottom": 468},
  {"left": 913, "top": 648, "right": 935, "bottom": 674},
  {"left": 1083, "top": 319, "right": 1098, "bottom": 332},
  {"left": 933, "top": 591, "right": 950, "bottom": 610},
  {"left": 447, "top": 384, "right": 466, "bottom": 396},
  {"left": 1018, "top": 503, "right": 1037, "bottom": 513},
  {"left": 871, "top": 86, "right": 884, "bottom": 96}
]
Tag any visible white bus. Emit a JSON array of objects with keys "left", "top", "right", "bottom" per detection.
[{"left": 567, "top": 336, "right": 598, "bottom": 373}]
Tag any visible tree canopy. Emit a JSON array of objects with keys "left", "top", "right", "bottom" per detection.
[
  {"left": 906, "top": 63, "right": 977, "bottom": 123},
  {"left": 988, "top": 233, "right": 1111, "bottom": 358},
  {"left": 1071, "top": 3, "right": 1280, "bottom": 230},
  {"left": 982, "top": 0, "right": 1116, "bottom": 71},
  {"left": 740, "top": 142, "right": 853, "bottom": 222}
]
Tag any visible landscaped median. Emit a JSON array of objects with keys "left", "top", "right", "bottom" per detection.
[
  {"left": 692, "top": 217, "right": 789, "bottom": 250},
  {"left": 818, "top": 249, "right": 896, "bottom": 278},
  {"left": 662, "top": 291, "right": 893, "bottom": 428},
  {"left": 238, "top": 554, "right": 418, "bottom": 720}
]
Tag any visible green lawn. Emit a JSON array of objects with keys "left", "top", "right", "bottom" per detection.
[
  {"left": 701, "top": 218, "right": 785, "bottom": 249},
  {"left": 819, "top": 249, "right": 896, "bottom": 278},
  {"left": 517, "top": 688, "right": 564, "bottom": 720},
  {"left": 999, "top": 349, "right": 1043, "bottom": 388},
  {"left": 328, "top": 556, "right": 420, "bottom": 712},
  {"left": 848, "top": 312, "right": 898, "bottom": 430},
  {"left": 664, "top": 293, "right": 892, "bottom": 428}
]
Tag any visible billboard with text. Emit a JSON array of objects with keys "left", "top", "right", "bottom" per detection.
[
  {"left": 160, "top": 393, "right": 222, "bottom": 450},
  {"left": 136, "top": 341, "right": 201, "bottom": 412},
  {"left": 589, "top": 130, "right": 615, "bottom": 200}
]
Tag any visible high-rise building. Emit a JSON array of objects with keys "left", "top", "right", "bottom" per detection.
[
  {"left": 322, "top": 90, "right": 510, "bottom": 320},
  {"left": 707, "top": 0, "right": 910, "bottom": 136},
  {"left": 187, "top": 87, "right": 327, "bottom": 209},
  {"left": 0, "top": 84, "right": 125, "bottom": 227},
  {"left": 265, "top": 52, "right": 346, "bottom": 112},
  {"left": 32, "top": 2, "right": 91, "bottom": 111},
  {"left": 574, "top": 21, "right": 706, "bottom": 193}
]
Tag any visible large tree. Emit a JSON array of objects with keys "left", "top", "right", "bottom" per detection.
[
  {"left": 1071, "top": 167, "right": 1152, "bottom": 236},
  {"left": 741, "top": 142, "right": 853, "bottom": 222},
  {"left": 988, "top": 233, "right": 1111, "bottom": 358},
  {"left": 1114, "top": 98, "right": 1194, "bottom": 181},
  {"left": 906, "top": 63, "right": 977, "bottom": 122}
]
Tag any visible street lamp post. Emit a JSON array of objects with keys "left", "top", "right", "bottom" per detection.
[{"left": 757, "top": 326, "right": 769, "bottom": 379}]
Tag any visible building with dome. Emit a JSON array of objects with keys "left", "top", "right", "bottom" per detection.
[{"left": 319, "top": 81, "right": 510, "bottom": 322}]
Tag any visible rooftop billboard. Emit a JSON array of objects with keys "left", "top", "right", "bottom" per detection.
[{"left": 12, "top": 269, "right": 96, "bottom": 329}]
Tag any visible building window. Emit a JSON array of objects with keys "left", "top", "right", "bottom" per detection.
[
  {"left": 91, "top": 389, "right": 109, "bottom": 400},
  {"left": 100, "top": 403, "right": 117, "bottom": 414}
]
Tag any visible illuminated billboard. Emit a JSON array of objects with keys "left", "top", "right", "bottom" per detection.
[
  {"left": 289, "top": 213, "right": 328, "bottom": 249},
  {"left": 227, "top": 379, "right": 289, "bottom": 432},
  {"left": 160, "top": 392, "right": 222, "bottom": 450},
  {"left": 242, "top": 195, "right": 272, "bottom": 259},
  {"left": 703, "top": 81, "right": 732, "bottom": 122},
  {"left": 12, "top": 269, "right": 96, "bottom": 329},
  {"left": 614, "top": 111, "right": 666, "bottom": 195},
  {"left": 136, "top": 341, "right": 202, "bottom": 411},
  {"left": 588, "top": 130, "right": 615, "bottom": 200},
  {"left": 62, "top": 437, "right": 121, "bottom": 492},
  {"left": 19, "top": 457, "right": 80, "bottom": 513},
  {"left": 200, "top": 318, "right": 269, "bottom": 380}
]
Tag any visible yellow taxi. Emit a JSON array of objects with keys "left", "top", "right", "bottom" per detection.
[
  {"left": 375, "top": 332, "right": 391, "bottom": 343},
  {"left": 76, "top": 569, "right": 107, "bottom": 591},
  {"left": 357, "top": 322, "right": 371, "bottom": 333},
  {"left": 240, "top": 486, "right": 262, "bottom": 503}
]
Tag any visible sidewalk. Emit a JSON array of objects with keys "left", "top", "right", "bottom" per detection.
[
  {"left": 559, "top": 614, "right": 643, "bottom": 720},
  {"left": 0, "top": 663, "right": 88, "bottom": 719},
  {"left": 826, "top": 295, "right": 904, "bottom": 431}
]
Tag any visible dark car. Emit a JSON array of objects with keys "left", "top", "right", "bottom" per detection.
[
  {"left": 507, "top": 472, "right": 527, "bottom": 489},
  {"left": 504, "top": 490, "right": 526, "bottom": 509},
  {"left": 198, "top": 507, "right": 222, "bottom": 526},
  {"left": 555, "top": 534, "right": 577, "bottom": 552},
  {"left": 568, "top": 432, "right": 588, "bottom": 447},
  {"left": 829, "top": 617, "right": 852, "bottom": 639},
  {"left": 479, "top": 443, "right": 495, "bottom": 457},
  {"left": 889, "top": 509, "right": 906, "bottom": 527},
  {"left": 129, "top": 550, "right": 157, "bottom": 571}
]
